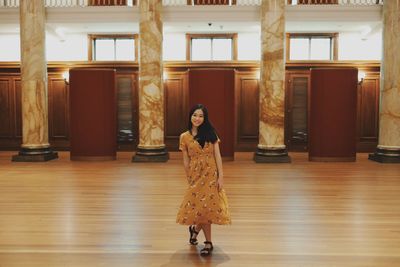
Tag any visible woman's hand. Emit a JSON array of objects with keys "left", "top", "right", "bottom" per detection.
[{"left": 217, "top": 175, "right": 224, "bottom": 191}]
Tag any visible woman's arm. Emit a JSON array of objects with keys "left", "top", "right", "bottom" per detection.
[
  {"left": 213, "top": 141, "right": 224, "bottom": 190},
  {"left": 182, "top": 148, "right": 190, "bottom": 178}
]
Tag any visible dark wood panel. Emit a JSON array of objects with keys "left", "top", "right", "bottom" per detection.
[
  {"left": 164, "top": 72, "right": 189, "bottom": 150},
  {"left": 48, "top": 78, "right": 69, "bottom": 140},
  {"left": 13, "top": 78, "right": 22, "bottom": 138},
  {"left": 192, "top": 0, "right": 230, "bottom": 5},
  {"left": 234, "top": 71, "right": 259, "bottom": 151},
  {"left": 357, "top": 75, "right": 379, "bottom": 152},
  {"left": 296, "top": 0, "right": 338, "bottom": 4},
  {"left": 359, "top": 78, "right": 379, "bottom": 139},
  {"left": 116, "top": 73, "right": 138, "bottom": 151},
  {"left": 0, "top": 78, "right": 13, "bottom": 137},
  {"left": 116, "top": 74, "right": 137, "bottom": 147},
  {"left": 285, "top": 72, "right": 310, "bottom": 152},
  {"left": 189, "top": 69, "right": 235, "bottom": 158},
  {"left": 88, "top": 0, "right": 127, "bottom": 6},
  {"left": 0, "top": 63, "right": 381, "bottom": 154},
  {"left": 69, "top": 69, "right": 117, "bottom": 159},
  {"left": 240, "top": 79, "right": 259, "bottom": 137},
  {"left": 309, "top": 68, "right": 358, "bottom": 161}
]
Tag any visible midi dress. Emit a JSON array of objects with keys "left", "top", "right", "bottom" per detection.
[{"left": 176, "top": 131, "right": 231, "bottom": 225}]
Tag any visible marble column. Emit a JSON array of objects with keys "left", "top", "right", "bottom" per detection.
[
  {"left": 369, "top": 0, "right": 400, "bottom": 163},
  {"left": 132, "top": 0, "right": 168, "bottom": 162},
  {"left": 12, "top": 0, "right": 58, "bottom": 162},
  {"left": 254, "top": 0, "right": 290, "bottom": 163}
]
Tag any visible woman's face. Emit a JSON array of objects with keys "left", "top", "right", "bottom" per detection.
[{"left": 191, "top": 109, "right": 204, "bottom": 128}]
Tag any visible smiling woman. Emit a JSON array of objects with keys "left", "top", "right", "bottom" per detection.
[{"left": 176, "top": 104, "right": 231, "bottom": 256}]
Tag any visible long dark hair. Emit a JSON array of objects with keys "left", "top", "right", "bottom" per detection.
[{"left": 187, "top": 104, "right": 218, "bottom": 148}]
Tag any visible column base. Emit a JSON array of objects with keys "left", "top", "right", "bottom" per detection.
[
  {"left": 12, "top": 147, "right": 58, "bottom": 162},
  {"left": 132, "top": 147, "right": 169, "bottom": 162},
  {"left": 368, "top": 147, "right": 400, "bottom": 163},
  {"left": 254, "top": 147, "right": 291, "bottom": 163}
]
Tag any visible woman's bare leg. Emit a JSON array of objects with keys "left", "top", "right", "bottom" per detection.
[
  {"left": 193, "top": 224, "right": 202, "bottom": 239},
  {"left": 202, "top": 224, "right": 212, "bottom": 248}
]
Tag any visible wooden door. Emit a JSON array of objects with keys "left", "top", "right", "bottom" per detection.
[
  {"left": 285, "top": 72, "right": 310, "bottom": 151},
  {"left": 234, "top": 71, "right": 259, "bottom": 151},
  {"left": 48, "top": 75, "right": 70, "bottom": 149},
  {"left": 116, "top": 73, "right": 138, "bottom": 151},
  {"left": 164, "top": 71, "right": 189, "bottom": 150},
  {"left": 357, "top": 73, "right": 380, "bottom": 152}
]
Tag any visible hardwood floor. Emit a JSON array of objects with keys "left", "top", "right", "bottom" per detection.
[{"left": 0, "top": 151, "right": 399, "bottom": 267}]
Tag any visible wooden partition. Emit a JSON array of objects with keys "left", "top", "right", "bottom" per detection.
[
  {"left": 191, "top": 0, "right": 235, "bottom": 5},
  {"left": 294, "top": 0, "right": 338, "bottom": 4},
  {"left": 188, "top": 69, "right": 235, "bottom": 159},
  {"left": 309, "top": 68, "right": 358, "bottom": 161},
  {"left": 0, "top": 62, "right": 380, "bottom": 153},
  {"left": 88, "top": 0, "right": 127, "bottom": 6},
  {"left": 69, "top": 68, "right": 117, "bottom": 160}
]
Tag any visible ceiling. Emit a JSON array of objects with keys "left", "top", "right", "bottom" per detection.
[{"left": 0, "top": 5, "right": 382, "bottom": 35}]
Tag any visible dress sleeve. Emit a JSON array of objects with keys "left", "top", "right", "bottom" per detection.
[
  {"left": 216, "top": 133, "right": 221, "bottom": 143},
  {"left": 179, "top": 133, "right": 187, "bottom": 151}
]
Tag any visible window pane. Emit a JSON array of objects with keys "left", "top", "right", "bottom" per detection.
[
  {"left": 191, "top": 39, "right": 211, "bottom": 61},
  {"left": 116, "top": 39, "right": 135, "bottom": 61},
  {"left": 310, "top": 38, "right": 331, "bottom": 60},
  {"left": 95, "top": 39, "right": 115, "bottom": 60},
  {"left": 290, "top": 38, "right": 309, "bottom": 60},
  {"left": 212, "top": 38, "right": 232, "bottom": 60}
]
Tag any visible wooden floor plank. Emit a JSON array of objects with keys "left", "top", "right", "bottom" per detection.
[{"left": 0, "top": 152, "right": 399, "bottom": 266}]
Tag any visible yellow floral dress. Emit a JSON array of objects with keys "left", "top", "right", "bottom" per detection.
[{"left": 176, "top": 131, "right": 231, "bottom": 225}]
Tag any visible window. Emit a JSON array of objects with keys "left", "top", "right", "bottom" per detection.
[
  {"left": 286, "top": 33, "right": 338, "bottom": 61},
  {"left": 88, "top": 34, "right": 138, "bottom": 61},
  {"left": 186, "top": 33, "right": 238, "bottom": 61}
]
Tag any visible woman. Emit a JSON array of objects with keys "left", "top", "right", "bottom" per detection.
[{"left": 176, "top": 104, "right": 231, "bottom": 256}]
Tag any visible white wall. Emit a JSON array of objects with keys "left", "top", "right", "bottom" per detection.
[
  {"left": 46, "top": 33, "right": 88, "bottom": 61},
  {"left": 163, "top": 33, "right": 186, "bottom": 61},
  {"left": 237, "top": 33, "right": 260, "bottom": 60},
  {"left": 0, "top": 31, "right": 382, "bottom": 62},
  {"left": 0, "top": 33, "right": 88, "bottom": 61},
  {"left": 338, "top": 31, "right": 382, "bottom": 61},
  {"left": 0, "top": 34, "right": 20, "bottom": 61}
]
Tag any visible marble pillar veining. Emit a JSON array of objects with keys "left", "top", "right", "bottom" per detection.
[
  {"left": 133, "top": 0, "right": 168, "bottom": 162},
  {"left": 12, "top": 0, "right": 58, "bottom": 162},
  {"left": 254, "top": 0, "right": 290, "bottom": 163},
  {"left": 369, "top": 0, "right": 400, "bottom": 163}
]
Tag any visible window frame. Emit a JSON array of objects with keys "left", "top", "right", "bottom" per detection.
[
  {"left": 88, "top": 34, "right": 138, "bottom": 61},
  {"left": 186, "top": 33, "right": 238, "bottom": 61},
  {"left": 286, "top": 33, "right": 338, "bottom": 61}
]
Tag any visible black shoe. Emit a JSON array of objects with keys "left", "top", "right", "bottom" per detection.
[
  {"left": 189, "top": 225, "right": 199, "bottom": 245},
  {"left": 200, "top": 241, "right": 213, "bottom": 256}
]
